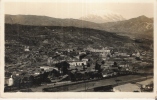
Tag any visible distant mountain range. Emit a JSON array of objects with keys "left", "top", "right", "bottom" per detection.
[
  {"left": 5, "top": 14, "right": 153, "bottom": 39},
  {"left": 79, "top": 12, "right": 125, "bottom": 23},
  {"left": 5, "top": 14, "right": 101, "bottom": 29},
  {"left": 101, "top": 15, "right": 153, "bottom": 37}
]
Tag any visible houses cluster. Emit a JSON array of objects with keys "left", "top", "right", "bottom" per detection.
[{"left": 5, "top": 45, "right": 150, "bottom": 92}]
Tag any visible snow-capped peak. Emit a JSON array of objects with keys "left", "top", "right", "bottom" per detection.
[{"left": 79, "top": 10, "right": 125, "bottom": 23}]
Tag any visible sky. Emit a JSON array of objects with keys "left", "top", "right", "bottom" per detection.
[{"left": 5, "top": 1, "right": 154, "bottom": 19}]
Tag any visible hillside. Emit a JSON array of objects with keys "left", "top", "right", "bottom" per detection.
[
  {"left": 5, "top": 14, "right": 153, "bottom": 40},
  {"left": 101, "top": 15, "right": 153, "bottom": 39},
  {"left": 5, "top": 24, "right": 153, "bottom": 66},
  {"left": 5, "top": 24, "right": 133, "bottom": 48}
]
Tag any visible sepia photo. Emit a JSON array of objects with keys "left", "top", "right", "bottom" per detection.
[{"left": 0, "top": 0, "right": 156, "bottom": 98}]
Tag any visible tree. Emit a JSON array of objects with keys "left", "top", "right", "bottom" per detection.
[
  {"left": 87, "top": 62, "right": 90, "bottom": 67},
  {"left": 55, "top": 61, "right": 70, "bottom": 75},
  {"left": 101, "top": 60, "right": 105, "bottom": 65},
  {"left": 113, "top": 62, "right": 118, "bottom": 66},
  {"left": 47, "top": 57, "right": 53, "bottom": 66},
  {"left": 95, "top": 62, "right": 101, "bottom": 72},
  {"left": 82, "top": 63, "right": 85, "bottom": 71}
]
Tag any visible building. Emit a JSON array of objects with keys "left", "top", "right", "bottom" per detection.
[
  {"left": 87, "top": 47, "right": 111, "bottom": 53},
  {"left": 105, "top": 61, "right": 115, "bottom": 66},
  {"left": 43, "top": 39, "right": 49, "bottom": 44},
  {"left": 8, "top": 75, "right": 14, "bottom": 86},
  {"left": 113, "top": 83, "right": 141, "bottom": 92},
  {"left": 119, "top": 64, "right": 129, "bottom": 68},
  {"left": 68, "top": 61, "right": 87, "bottom": 67},
  {"left": 78, "top": 51, "right": 86, "bottom": 55},
  {"left": 39, "top": 66, "right": 55, "bottom": 72},
  {"left": 47, "top": 57, "right": 53, "bottom": 66},
  {"left": 24, "top": 46, "right": 30, "bottom": 52},
  {"left": 119, "top": 53, "right": 128, "bottom": 57},
  {"left": 136, "top": 52, "right": 140, "bottom": 57},
  {"left": 81, "top": 54, "right": 93, "bottom": 61}
]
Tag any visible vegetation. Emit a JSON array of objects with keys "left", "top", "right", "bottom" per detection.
[{"left": 5, "top": 24, "right": 153, "bottom": 67}]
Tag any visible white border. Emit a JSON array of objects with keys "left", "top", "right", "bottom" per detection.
[{"left": 0, "top": 0, "right": 156, "bottom": 98}]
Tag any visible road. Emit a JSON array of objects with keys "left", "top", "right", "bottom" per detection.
[{"left": 30, "top": 74, "right": 153, "bottom": 92}]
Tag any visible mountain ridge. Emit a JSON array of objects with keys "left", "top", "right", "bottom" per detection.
[
  {"left": 5, "top": 14, "right": 153, "bottom": 39},
  {"left": 79, "top": 13, "right": 125, "bottom": 23},
  {"left": 101, "top": 15, "right": 153, "bottom": 38}
]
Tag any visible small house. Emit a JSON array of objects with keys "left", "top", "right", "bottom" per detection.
[{"left": 68, "top": 61, "right": 87, "bottom": 67}]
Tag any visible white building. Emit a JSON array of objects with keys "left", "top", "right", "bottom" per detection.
[
  {"left": 68, "top": 61, "right": 87, "bottom": 66},
  {"left": 8, "top": 75, "right": 14, "bottom": 86},
  {"left": 40, "top": 66, "right": 54, "bottom": 71},
  {"left": 47, "top": 57, "right": 53, "bottom": 66},
  {"left": 24, "top": 46, "right": 30, "bottom": 51},
  {"left": 87, "top": 47, "right": 111, "bottom": 53},
  {"left": 136, "top": 52, "right": 140, "bottom": 57}
]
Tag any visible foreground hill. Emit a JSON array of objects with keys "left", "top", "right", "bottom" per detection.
[
  {"left": 5, "top": 24, "right": 133, "bottom": 48},
  {"left": 5, "top": 15, "right": 153, "bottom": 39}
]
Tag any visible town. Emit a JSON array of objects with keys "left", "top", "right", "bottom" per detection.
[{"left": 4, "top": 44, "right": 153, "bottom": 92}]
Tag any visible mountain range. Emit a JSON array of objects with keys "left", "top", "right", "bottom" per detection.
[
  {"left": 79, "top": 12, "right": 125, "bottom": 23},
  {"left": 5, "top": 14, "right": 153, "bottom": 39}
]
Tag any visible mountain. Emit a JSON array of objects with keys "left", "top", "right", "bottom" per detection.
[
  {"left": 79, "top": 13, "right": 125, "bottom": 23},
  {"left": 5, "top": 14, "right": 101, "bottom": 30},
  {"left": 5, "top": 14, "right": 153, "bottom": 39},
  {"left": 101, "top": 15, "right": 153, "bottom": 39}
]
